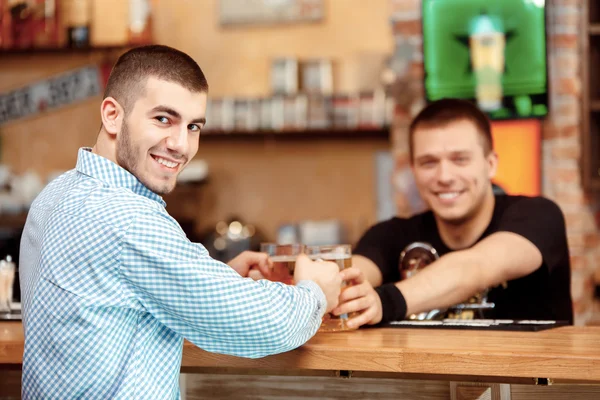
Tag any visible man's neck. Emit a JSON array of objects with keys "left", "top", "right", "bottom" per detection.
[
  {"left": 435, "top": 188, "right": 496, "bottom": 250},
  {"left": 92, "top": 129, "right": 118, "bottom": 164}
]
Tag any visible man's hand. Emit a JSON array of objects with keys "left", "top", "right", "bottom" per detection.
[
  {"left": 227, "top": 251, "right": 272, "bottom": 278},
  {"left": 294, "top": 253, "right": 343, "bottom": 313},
  {"left": 332, "top": 267, "right": 383, "bottom": 329}
]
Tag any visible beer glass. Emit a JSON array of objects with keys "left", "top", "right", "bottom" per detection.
[
  {"left": 306, "top": 244, "right": 356, "bottom": 332},
  {"left": 260, "top": 243, "right": 304, "bottom": 285}
]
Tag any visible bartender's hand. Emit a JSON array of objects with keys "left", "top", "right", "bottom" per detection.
[
  {"left": 332, "top": 267, "right": 383, "bottom": 329},
  {"left": 294, "top": 254, "right": 343, "bottom": 313},
  {"left": 227, "top": 251, "right": 272, "bottom": 278}
]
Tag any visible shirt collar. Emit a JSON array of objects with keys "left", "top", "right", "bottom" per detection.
[{"left": 75, "top": 147, "right": 166, "bottom": 207}]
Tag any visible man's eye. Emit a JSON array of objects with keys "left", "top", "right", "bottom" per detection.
[
  {"left": 156, "top": 116, "right": 169, "bottom": 124},
  {"left": 188, "top": 124, "right": 201, "bottom": 132}
]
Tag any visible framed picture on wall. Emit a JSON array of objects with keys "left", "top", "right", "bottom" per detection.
[{"left": 219, "top": 0, "right": 324, "bottom": 26}]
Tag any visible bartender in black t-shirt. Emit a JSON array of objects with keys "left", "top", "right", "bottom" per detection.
[{"left": 333, "top": 99, "right": 573, "bottom": 328}]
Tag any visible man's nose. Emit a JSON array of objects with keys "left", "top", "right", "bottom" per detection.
[
  {"left": 165, "top": 127, "right": 188, "bottom": 157},
  {"left": 435, "top": 160, "right": 454, "bottom": 184}
]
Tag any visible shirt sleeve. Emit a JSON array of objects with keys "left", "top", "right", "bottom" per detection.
[
  {"left": 119, "top": 210, "right": 327, "bottom": 359},
  {"left": 495, "top": 196, "right": 568, "bottom": 273},
  {"left": 353, "top": 219, "right": 403, "bottom": 284}
]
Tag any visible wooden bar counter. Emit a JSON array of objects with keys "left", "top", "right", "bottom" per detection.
[{"left": 2, "top": 322, "right": 600, "bottom": 399}]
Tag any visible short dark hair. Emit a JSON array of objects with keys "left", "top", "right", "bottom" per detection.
[
  {"left": 408, "top": 98, "right": 493, "bottom": 163},
  {"left": 103, "top": 45, "right": 209, "bottom": 113}
]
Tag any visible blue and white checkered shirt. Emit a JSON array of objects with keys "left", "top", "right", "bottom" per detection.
[{"left": 19, "top": 148, "right": 326, "bottom": 399}]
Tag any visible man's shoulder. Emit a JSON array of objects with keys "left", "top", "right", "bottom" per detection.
[
  {"left": 370, "top": 213, "right": 421, "bottom": 229},
  {"left": 364, "top": 210, "right": 434, "bottom": 236},
  {"left": 83, "top": 184, "right": 167, "bottom": 228},
  {"left": 496, "top": 194, "right": 564, "bottom": 217},
  {"left": 36, "top": 170, "right": 167, "bottom": 230}
]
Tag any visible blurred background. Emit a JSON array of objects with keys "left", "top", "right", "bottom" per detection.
[{"left": 0, "top": 0, "right": 599, "bottom": 326}]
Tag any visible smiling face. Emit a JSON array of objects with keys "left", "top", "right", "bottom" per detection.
[
  {"left": 116, "top": 77, "right": 207, "bottom": 195},
  {"left": 411, "top": 119, "right": 498, "bottom": 224}
]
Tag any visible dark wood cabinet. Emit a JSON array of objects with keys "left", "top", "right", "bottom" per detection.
[{"left": 583, "top": 0, "right": 600, "bottom": 190}]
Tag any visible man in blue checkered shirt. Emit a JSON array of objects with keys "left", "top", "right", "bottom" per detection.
[{"left": 19, "top": 45, "right": 343, "bottom": 399}]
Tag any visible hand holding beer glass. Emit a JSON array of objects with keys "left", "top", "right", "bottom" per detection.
[
  {"left": 260, "top": 243, "right": 342, "bottom": 314},
  {"left": 306, "top": 244, "right": 357, "bottom": 332}
]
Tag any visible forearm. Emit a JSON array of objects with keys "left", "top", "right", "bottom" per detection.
[
  {"left": 123, "top": 232, "right": 326, "bottom": 358},
  {"left": 352, "top": 255, "right": 383, "bottom": 287},
  {"left": 375, "top": 232, "right": 544, "bottom": 322},
  {"left": 396, "top": 250, "right": 487, "bottom": 316},
  {"left": 143, "top": 269, "right": 326, "bottom": 358},
  {"left": 203, "top": 278, "right": 327, "bottom": 358}
]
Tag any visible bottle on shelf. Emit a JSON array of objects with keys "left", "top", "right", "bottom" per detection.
[
  {"left": 0, "top": 0, "right": 6, "bottom": 48},
  {"left": 33, "top": 0, "right": 59, "bottom": 48},
  {"left": 7, "top": 0, "right": 35, "bottom": 49},
  {"left": 128, "top": 0, "right": 153, "bottom": 45}
]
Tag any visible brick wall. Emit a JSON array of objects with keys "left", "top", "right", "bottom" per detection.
[{"left": 389, "top": 0, "right": 599, "bottom": 325}]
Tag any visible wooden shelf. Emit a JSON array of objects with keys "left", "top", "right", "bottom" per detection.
[
  {"left": 200, "top": 127, "right": 390, "bottom": 141},
  {"left": 0, "top": 45, "right": 131, "bottom": 56},
  {"left": 582, "top": 0, "right": 600, "bottom": 190}
]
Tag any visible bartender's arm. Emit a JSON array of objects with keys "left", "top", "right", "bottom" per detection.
[{"left": 337, "top": 233, "right": 542, "bottom": 328}]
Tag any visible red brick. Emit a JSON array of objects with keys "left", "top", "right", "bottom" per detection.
[
  {"left": 551, "top": 33, "right": 579, "bottom": 49},
  {"left": 542, "top": 121, "right": 560, "bottom": 139},
  {"left": 391, "top": 126, "right": 409, "bottom": 151},
  {"left": 560, "top": 125, "right": 580, "bottom": 138},
  {"left": 573, "top": 299, "right": 592, "bottom": 315},
  {"left": 571, "top": 255, "right": 586, "bottom": 271},
  {"left": 550, "top": 142, "right": 580, "bottom": 159},
  {"left": 394, "top": 106, "right": 411, "bottom": 120},
  {"left": 584, "top": 233, "right": 600, "bottom": 248},
  {"left": 392, "top": 20, "right": 422, "bottom": 36},
  {"left": 554, "top": 77, "right": 581, "bottom": 96},
  {"left": 542, "top": 122, "right": 579, "bottom": 139},
  {"left": 393, "top": 151, "right": 410, "bottom": 168},
  {"left": 410, "top": 62, "right": 424, "bottom": 79}
]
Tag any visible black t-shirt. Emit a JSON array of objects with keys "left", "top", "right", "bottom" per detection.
[{"left": 354, "top": 195, "right": 574, "bottom": 323}]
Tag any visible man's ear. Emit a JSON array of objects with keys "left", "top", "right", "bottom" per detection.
[
  {"left": 487, "top": 150, "right": 499, "bottom": 180},
  {"left": 100, "top": 97, "right": 124, "bottom": 136}
]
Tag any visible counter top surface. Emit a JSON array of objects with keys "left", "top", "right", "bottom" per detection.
[{"left": 3, "top": 322, "right": 600, "bottom": 382}]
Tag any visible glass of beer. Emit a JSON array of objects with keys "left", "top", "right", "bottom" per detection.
[
  {"left": 260, "top": 243, "right": 304, "bottom": 285},
  {"left": 306, "top": 244, "right": 356, "bottom": 332}
]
